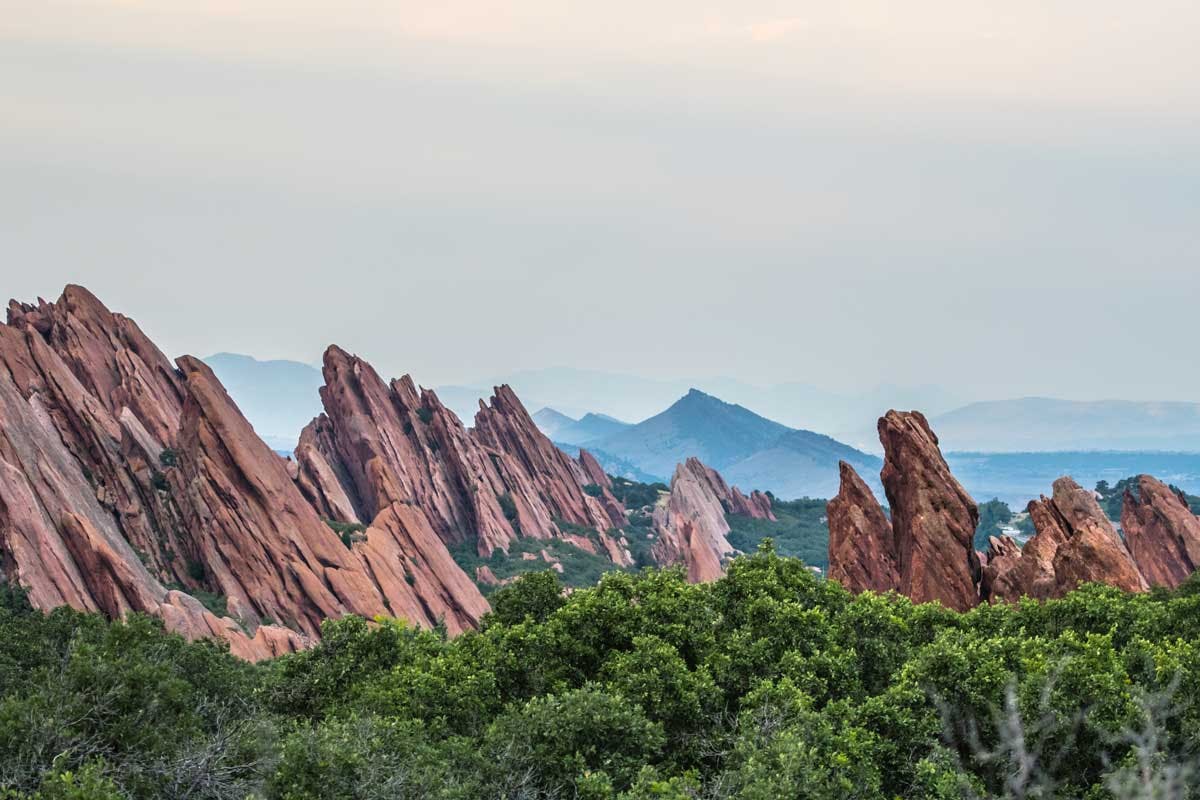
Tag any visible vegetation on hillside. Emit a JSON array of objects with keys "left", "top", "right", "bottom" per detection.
[
  {"left": 974, "top": 498, "right": 1014, "bottom": 550},
  {"left": 725, "top": 495, "right": 830, "bottom": 569},
  {"left": 5, "top": 551, "right": 1200, "bottom": 798}
]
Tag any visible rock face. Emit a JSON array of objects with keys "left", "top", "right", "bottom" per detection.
[
  {"left": 827, "top": 461, "right": 898, "bottom": 594},
  {"left": 1122, "top": 475, "right": 1200, "bottom": 589},
  {"left": 294, "top": 347, "right": 628, "bottom": 563},
  {"left": 0, "top": 286, "right": 491, "bottom": 659},
  {"left": 0, "top": 287, "right": 303, "bottom": 660},
  {"left": 651, "top": 459, "right": 735, "bottom": 582},
  {"left": 578, "top": 449, "right": 629, "bottom": 528},
  {"left": 648, "top": 457, "right": 770, "bottom": 583},
  {"left": 878, "top": 411, "right": 981, "bottom": 611},
  {"left": 983, "top": 477, "right": 1146, "bottom": 602}
]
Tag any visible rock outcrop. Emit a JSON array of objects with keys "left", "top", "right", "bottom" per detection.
[
  {"left": 878, "top": 411, "right": 981, "bottom": 611},
  {"left": 983, "top": 477, "right": 1146, "bottom": 602},
  {"left": 826, "top": 461, "right": 898, "bottom": 594},
  {"left": 1122, "top": 475, "right": 1200, "bottom": 589},
  {"left": 294, "top": 347, "right": 628, "bottom": 563},
  {"left": 0, "top": 286, "right": 491, "bottom": 659},
  {"left": 648, "top": 457, "right": 769, "bottom": 582},
  {"left": 0, "top": 289, "right": 304, "bottom": 660},
  {"left": 578, "top": 449, "right": 629, "bottom": 528}
]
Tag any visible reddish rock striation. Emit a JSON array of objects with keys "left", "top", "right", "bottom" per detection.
[
  {"left": 0, "top": 312, "right": 303, "bottom": 660},
  {"left": 651, "top": 458, "right": 737, "bottom": 582},
  {"left": 983, "top": 477, "right": 1146, "bottom": 602},
  {"left": 295, "top": 347, "right": 628, "bottom": 564},
  {"left": 826, "top": 461, "right": 898, "bottom": 594},
  {"left": 473, "top": 385, "right": 627, "bottom": 536},
  {"left": 878, "top": 411, "right": 981, "bottom": 611},
  {"left": 578, "top": 449, "right": 629, "bottom": 529},
  {"left": 0, "top": 286, "right": 491, "bottom": 659},
  {"left": 1122, "top": 475, "right": 1200, "bottom": 589}
]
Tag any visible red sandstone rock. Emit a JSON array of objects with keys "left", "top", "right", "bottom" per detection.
[
  {"left": 0, "top": 331, "right": 302, "bottom": 660},
  {"left": 878, "top": 411, "right": 981, "bottom": 611},
  {"left": 826, "top": 461, "right": 898, "bottom": 594},
  {"left": 651, "top": 459, "right": 736, "bottom": 582},
  {"left": 298, "top": 348, "right": 629, "bottom": 568},
  {"left": 0, "top": 286, "right": 500, "bottom": 659},
  {"left": 474, "top": 385, "right": 625, "bottom": 536},
  {"left": 985, "top": 477, "right": 1146, "bottom": 602},
  {"left": 577, "top": 449, "right": 629, "bottom": 528},
  {"left": 1122, "top": 475, "right": 1200, "bottom": 589},
  {"left": 353, "top": 502, "right": 489, "bottom": 635}
]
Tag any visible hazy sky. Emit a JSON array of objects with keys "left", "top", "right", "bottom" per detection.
[{"left": 2, "top": 1, "right": 1197, "bottom": 400}]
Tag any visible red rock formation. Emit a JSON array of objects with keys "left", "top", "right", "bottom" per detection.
[
  {"left": 354, "top": 502, "right": 489, "bottom": 635},
  {"left": 8, "top": 285, "right": 184, "bottom": 444},
  {"left": 827, "top": 461, "right": 898, "bottom": 594},
  {"left": 729, "top": 488, "right": 776, "bottom": 521},
  {"left": 578, "top": 449, "right": 629, "bottom": 528},
  {"left": 297, "top": 347, "right": 629, "bottom": 565},
  {"left": 473, "top": 386, "right": 625, "bottom": 535},
  {"left": 0, "top": 328, "right": 301, "bottom": 660},
  {"left": 0, "top": 287, "right": 491, "bottom": 659},
  {"left": 878, "top": 411, "right": 981, "bottom": 611},
  {"left": 651, "top": 459, "right": 737, "bottom": 582},
  {"left": 984, "top": 477, "right": 1146, "bottom": 602},
  {"left": 1122, "top": 475, "right": 1200, "bottom": 589}
]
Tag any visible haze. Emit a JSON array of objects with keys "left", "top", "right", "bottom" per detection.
[{"left": 3, "top": 1, "right": 1197, "bottom": 401}]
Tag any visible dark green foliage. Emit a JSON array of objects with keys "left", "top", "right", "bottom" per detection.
[
  {"left": 324, "top": 519, "right": 366, "bottom": 548},
  {"left": 974, "top": 497, "right": 1014, "bottom": 549},
  {"left": 496, "top": 492, "right": 519, "bottom": 523},
  {"left": 150, "top": 471, "right": 170, "bottom": 492},
  {"left": 608, "top": 476, "right": 669, "bottom": 509},
  {"left": 185, "top": 558, "right": 206, "bottom": 583},
  {"left": 450, "top": 536, "right": 618, "bottom": 594},
  {"left": 10, "top": 553, "right": 1200, "bottom": 797},
  {"left": 582, "top": 483, "right": 604, "bottom": 498},
  {"left": 486, "top": 570, "right": 567, "bottom": 627},
  {"left": 416, "top": 407, "right": 434, "bottom": 425},
  {"left": 157, "top": 448, "right": 177, "bottom": 468},
  {"left": 725, "top": 496, "right": 830, "bottom": 568}
]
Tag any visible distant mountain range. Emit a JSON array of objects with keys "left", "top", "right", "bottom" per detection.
[
  {"left": 203, "top": 354, "right": 1200, "bottom": 505},
  {"left": 468, "top": 366, "right": 966, "bottom": 435},
  {"left": 204, "top": 353, "right": 323, "bottom": 451},
  {"left": 930, "top": 398, "right": 1200, "bottom": 453},
  {"left": 531, "top": 408, "right": 630, "bottom": 445},
  {"left": 558, "top": 389, "right": 882, "bottom": 500}
]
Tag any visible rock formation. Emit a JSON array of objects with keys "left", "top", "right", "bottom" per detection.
[
  {"left": 0, "top": 286, "right": 491, "bottom": 659},
  {"left": 0, "top": 287, "right": 303, "bottom": 659},
  {"left": 648, "top": 457, "right": 769, "bottom": 582},
  {"left": 878, "top": 411, "right": 981, "bottom": 611},
  {"left": 826, "top": 461, "right": 898, "bottom": 594},
  {"left": 578, "top": 449, "right": 629, "bottom": 528},
  {"left": 1122, "top": 475, "right": 1200, "bottom": 589},
  {"left": 294, "top": 347, "right": 628, "bottom": 563},
  {"left": 983, "top": 477, "right": 1146, "bottom": 602}
]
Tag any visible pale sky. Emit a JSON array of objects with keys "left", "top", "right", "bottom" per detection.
[{"left": 2, "top": 1, "right": 1198, "bottom": 399}]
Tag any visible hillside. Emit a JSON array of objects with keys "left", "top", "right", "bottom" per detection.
[
  {"left": 534, "top": 407, "right": 631, "bottom": 445},
  {"left": 930, "top": 397, "right": 1200, "bottom": 452},
  {"left": 589, "top": 389, "right": 880, "bottom": 500}
]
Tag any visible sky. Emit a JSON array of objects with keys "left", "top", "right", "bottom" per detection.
[{"left": 2, "top": 1, "right": 1198, "bottom": 401}]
